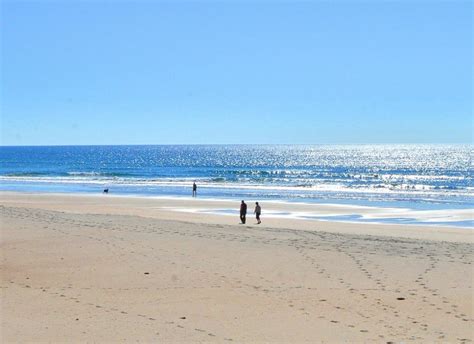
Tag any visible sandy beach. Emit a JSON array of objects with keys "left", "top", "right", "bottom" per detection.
[{"left": 1, "top": 192, "right": 473, "bottom": 342}]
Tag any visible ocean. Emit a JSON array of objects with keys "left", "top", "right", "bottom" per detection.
[{"left": 1, "top": 144, "right": 472, "bottom": 227}]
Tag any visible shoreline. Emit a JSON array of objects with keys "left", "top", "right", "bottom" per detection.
[
  {"left": 2, "top": 179, "right": 472, "bottom": 204},
  {"left": 1, "top": 191, "right": 472, "bottom": 243}
]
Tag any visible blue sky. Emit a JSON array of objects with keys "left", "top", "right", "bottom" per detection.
[{"left": 1, "top": 1, "right": 472, "bottom": 145}]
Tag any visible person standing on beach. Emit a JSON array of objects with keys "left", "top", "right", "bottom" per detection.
[
  {"left": 254, "top": 202, "right": 262, "bottom": 224},
  {"left": 192, "top": 182, "right": 197, "bottom": 197},
  {"left": 240, "top": 200, "right": 247, "bottom": 224}
]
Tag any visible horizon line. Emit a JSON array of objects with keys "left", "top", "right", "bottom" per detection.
[{"left": 1, "top": 142, "right": 472, "bottom": 147}]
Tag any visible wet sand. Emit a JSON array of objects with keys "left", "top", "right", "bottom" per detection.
[{"left": 1, "top": 192, "right": 473, "bottom": 342}]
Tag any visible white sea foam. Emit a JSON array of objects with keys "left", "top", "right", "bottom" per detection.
[{"left": 1, "top": 175, "right": 472, "bottom": 199}]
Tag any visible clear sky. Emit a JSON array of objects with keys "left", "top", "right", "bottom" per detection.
[{"left": 1, "top": 0, "right": 472, "bottom": 145}]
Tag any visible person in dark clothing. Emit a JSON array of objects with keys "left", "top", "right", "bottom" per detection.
[
  {"left": 192, "top": 182, "right": 197, "bottom": 197},
  {"left": 254, "top": 202, "right": 261, "bottom": 224},
  {"left": 240, "top": 200, "right": 247, "bottom": 224}
]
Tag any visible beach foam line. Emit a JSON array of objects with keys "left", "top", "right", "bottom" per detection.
[{"left": 1, "top": 176, "right": 473, "bottom": 198}]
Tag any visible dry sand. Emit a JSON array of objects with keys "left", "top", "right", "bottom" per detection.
[{"left": 1, "top": 192, "right": 473, "bottom": 342}]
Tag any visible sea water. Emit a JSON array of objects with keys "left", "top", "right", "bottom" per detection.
[{"left": 1, "top": 145, "right": 472, "bottom": 227}]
